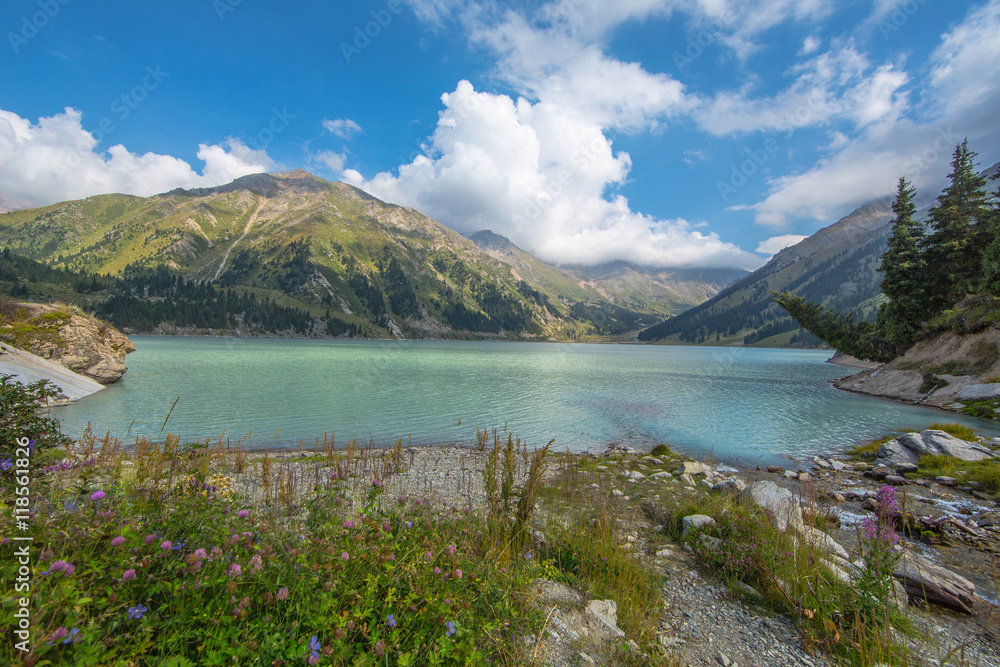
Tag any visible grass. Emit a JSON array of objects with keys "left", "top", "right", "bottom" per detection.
[
  {"left": 916, "top": 455, "right": 1000, "bottom": 495},
  {"left": 925, "top": 422, "right": 978, "bottom": 441}
]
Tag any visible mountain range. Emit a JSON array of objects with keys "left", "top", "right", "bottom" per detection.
[{"left": 0, "top": 170, "right": 741, "bottom": 340}]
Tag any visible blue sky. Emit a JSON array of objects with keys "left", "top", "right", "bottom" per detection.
[{"left": 1, "top": 0, "right": 999, "bottom": 270}]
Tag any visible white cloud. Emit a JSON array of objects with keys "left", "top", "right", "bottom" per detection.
[
  {"left": 683, "top": 149, "right": 708, "bottom": 164},
  {"left": 756, "top": 234, "right": 807, "bottom": 255},
  {"left": 928, "top": 0, "right": 1000, "bottom": 117},
  {"left": 312, "top": 150, "right": 347, "bottom": 172},
  {"left": 0, "top": 107, "right": 273, "bottom": 210},
  {"left": 696, "top": 47, "right": 909, "bottom": 135},
  {"left": 800, "top": 35, "right": 821, "bottom": 55},
  {"left": 322, "top": 118, "right": 363, "bottom": 138},
  {"left": 342, "top": 81, "right": 762, "bottom": 269}
]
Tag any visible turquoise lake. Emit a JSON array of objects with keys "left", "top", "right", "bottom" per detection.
[{"left": 52, "top": 337, "right": 999, "bottom": 465}]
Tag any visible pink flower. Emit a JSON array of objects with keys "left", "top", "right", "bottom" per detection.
[
  {"left": 446, "top": 544, "right": 457, "bottom": 556},
  {"left": 111, "top": 536, "right": 126, "bottom": 547},
  {"left": 47, "top": 627, "right": 68, "bottom": 644},
  {"left": 433, "top": 567, "right": 441, "bottom": 575},
  {"left": 160, "top": 541, "right": 172, "bottom": 551},
  {"left": 454, "top": 569, "right": 463, "bottom": 580},
  {"left": 192, "top": 548, "right": 207, "bottom": 560},
  {"left": 91, "top": 490, "right": 106, "bottom": 502},
  {"left": 237, "top": 510, "right": 249, "bottom": 519},
  {"left": 209, "top": 546, "right": 222, "bottom": 561},
  {"left": 187, "top": 560, "right": 203, "bottom": 575},
  {"left": 342, "top": 520, "right": 355, "bottom": 529},
  {"left": 340, "top": 552, "right": 350, "bottom": 561},
  {"left": 228, "top": 563, "right": 242, "bottom": 577},
  {"left": 144, "top": 534, "right": 156, "bottom": 545},
  {"left": 250, "top": 554, "right": 263, "bottom": 572},
  {"left": 122, "top": 569, "right": 136, "bottom": 581},
  {"left": 276, "top": 586, "right": 289, "bottom": 601}
]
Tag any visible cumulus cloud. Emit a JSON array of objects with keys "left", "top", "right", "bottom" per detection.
[
  {"left": 0, "top": 107, "right": 273, "bottom": 210},
  {"left": 322, "top": 118, "right": 363, "bottom": 138},
  {"left": 756, "top": 234, "right": 807, "bottom": 255},
  {"left": 343, "top": 81, "right": 762, "bottom": 269}
]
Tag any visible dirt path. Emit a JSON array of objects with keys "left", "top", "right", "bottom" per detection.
[{"left": 212, "top": 197, "right": 266, "bottom": 281}]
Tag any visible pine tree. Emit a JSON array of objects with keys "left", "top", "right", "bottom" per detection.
[
  {"left": 923, "top": 139, "right": 992, "bottom": 309},
  {"left": 876, "top": 178, "right": 925, "bottom": 347},
  {"left": 982, "top": 176, "right": 1000, "bottom": 296}
]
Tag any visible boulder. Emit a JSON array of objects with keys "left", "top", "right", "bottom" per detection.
[
  {"left": 892, "top": 552, "right": 976, "bottom": 613},
  {"left": 681, "top": 514, "right": 716, "bottom": 535},
  {"left": 530, "top": 579, "right": 584, "bottom": 606},
  {"left": 585, "top": 600, "right": 625, "bottom": 638},
  {"left": 800, "top": 525, "right": 849, "bottom": 560},
  {"left": 741, "top": 481, "right": 803, "bottom": 532},
  {"left": 650, "top": 471, "right": 673, "bottom": 480},
  {"left": 625, "top": 470, "right": 646, "bottom": 481},
  {"left": 675, "top": 461, "right": 713, "bottom": 476},
  {"left": 878, "top": 430, "right": 994, "bottom": 466},
  {"left": 956, "top": 384, "right": 1000, "bottom": 401},
  {"left": 711, "top": 477, "right": 747, "bottom": 494}
]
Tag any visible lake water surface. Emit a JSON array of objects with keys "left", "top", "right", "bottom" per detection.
[{"left": 52, "top": 337, "right": 999, "bottom": 465}]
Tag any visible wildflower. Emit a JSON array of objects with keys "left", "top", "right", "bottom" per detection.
[
  {"left": 277, "top": 587, "right": 289, "bottom": 601},
  {"left": 111, "top": 536, "right": 126, "bottom": 547},
  {"left": 343, "top": 520, "right": 355, "bottom": 529},
  {"left": 122, "top": 569, "right": 136, "bottom": 581},
  {"left": 127, "top": 604, "right": 148, "bottom": 620},
  {"left": 41, "top": 560, "right": 75, "bottom": 576},
  {"left": 446, "top": 544, "right": 457, "bottom": 556},
  {"left": 91, "top": 490, "right": 106, "bottom": 502},
  {"left": 64, "top": 500, "right": 78, "bottom": 514},
  {"left": 372, "top": 477, "right": 382, "bottom": 487},
  {"left": 237, "top": 509, "right": 249, "bottom": 519},
  {"left": 62, "top": 628, "right": 81, "bottom": 644},
  {"left": 386, "top": 614, "right": 396, "bottom": 628},
  {"left": 228, "top": 563, "right": 242, "bottom": 577},
  {"left": 373, "top": 639, "right": 386, "bottom": 656},
  {"left": 433, "top": 567, "right": 441, "bottom": 575},
  {"left": 209, "top": 546, "right": 222, "bottom": 561},
  {"left": 454, "top": 569, "right": 463, "bottom": 580},
  {"left": 187, "top": 560, "right": 203, "bottom": 575},
  {"left": 39, "top": 548, "right": 54, "bottom": 561},
  {"left": 192, "top": 548, "right": 207, "bottom": 560},
  {"left": 250, "top": 553, "right": 263, "bottom": 572},
  {"left": 340, "top": 551, "right": 350, "bottom": 561},
  {"left": 0, "top": 458, "right": 12, "bottom": 472},
  {"left": 308, "top": 635, "right": 321, "bottom": 664},
  {"left": 144, "top": 534, "right": 157, "bottom": 545},
  {"left": 445, "top": 621, "right": 456, "bottom": 637},
  {"left": 406, "top": 521, "right": 413, "bottom": 529},
  {"left": 47, "top": 627, "right": 68, "bottom": 644},
  {"left": 160, "top": 540, "right": 172, "bottom": 551}
]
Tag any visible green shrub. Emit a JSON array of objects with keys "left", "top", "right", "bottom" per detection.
[
  {"left": 926, "top": 422, "right": 977, "bottom": 441},
  {"left": 0, "top": 374, "right": 72, "bottom": 464}
]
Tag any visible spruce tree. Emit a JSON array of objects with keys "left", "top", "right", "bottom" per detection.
[
  {"left": 923, "top": 139, "right": 992, "bottom": 309},
  {"left": 982, "top": 176, "right": 1000, "bottom": 296},
  {"left": 876, "top": 177, "right": 925, "bottom": 347}
]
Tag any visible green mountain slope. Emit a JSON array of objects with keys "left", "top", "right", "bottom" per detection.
[
  {"left": 0, "top": 171, "right": 679, "bottom": 340},
  {"left": 637, "top": 199, "right": 896, "bottom": 346}
]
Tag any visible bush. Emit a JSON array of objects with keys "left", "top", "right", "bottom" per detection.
[
  {"left": 926, "top": 422, "right": 978, "bottom": 441},
  {"left": 0, "top": 374, "right": 72, "bottom": 468}
]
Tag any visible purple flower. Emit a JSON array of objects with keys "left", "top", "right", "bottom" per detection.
[
  {"left": 405, "top": 521, "right": 413, "bottom": 529},
  {"left": 446, "top": 544, "right": 457, "bottom": 556},
  {"left": 122, "top": 568, "right": 136, "bottom": 581},
  {"left": 111, "top": 536, "right": 126, "bottom": 547},
  {"left": 192, "top": 548, "right": 207, "bottom": 560},
  {"left": 340, "top": 551, "right": 350, "bottom": 561},
  {"left": 127, "top": 604, "right": 148, "bottom": 620},
  {"left": 47, "top": 627, "right": 68, "bottom": 644},
  {"left": 228, "top": 563, "right": 242, "bottom": 577},
  {"left": 277, "top": 586, "right": 289, "bottom": 601},
  {"left": 160, "top": 540, "right": 172, "bottom": 551},
  {"left": 91, "top": 490, "right": 106, "bottom": 502},
  {"left": 42, "top": 560, "right": 75, "bottom": 576},
  {"left": 144, "top": 534, "right": 157, "bottom": 545},
  {"left": 445, "top": 621, "right": 456, "bottom": 637},
  {"left": 308, "top": 635, "right": 321, "bottom": 662},
  {"left": 454, "top": 569, "right": 463, "bottom": 580},
  {"left": 62, "top": 628, "right": 80, "bottom": 644},
  {"left": 373, "top": 639, "right": 386, "bottom": 656},
  {"left": 386, "top": 613, "right": 396, "bottom": 628},
  {"left": 250, "top": 554, "right": 263, "bottom": 572},
  {"left": 237, "top": 509, "right": 249, "bottom": 519},
  {"left": 342, "top": 520, "right": 355, "bottom": 529},
  {"left": 0, "top": 458, "right": 11, "bottom": 472},
  {"left": 433, "top": 567, "right": 441, "bottom": 575}
]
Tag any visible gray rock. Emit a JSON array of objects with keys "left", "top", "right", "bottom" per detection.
[
  {"left": 893, "top": 552, "right": 976, "bottom": 613},
  {"left": 698, "top": 534, "right": 724, "bottom": 550},
  {"left": 799, "top": 525, "right": 850, "bottom": 560},
  {"left": 712, "top": 477, "right": 747, "bottom": 494},
  {"left": 832, "top": 460, "right": 848, "bottom": 472},
  {"left": 651, "top": 471, "right": 673, "bottom": 479},
  {"left": 679, "top": 473, "right": 696, "bottom": 486},
  {"left": 957, "top": 383, "right": 1000, "bottom": 401},
  {"left": 895, "top": 462, "right": 919, "bottom": 474},
  {"left": 881, "top": 430, "right": 994, "bottom": 465},
  {"left": 783, "top": 470, "right": 799, "bottom": 479},
  {"left": 798, "top": 472, "right": 812, "bottom": 483},
  {"left": 812, "top": 457, "right": 831, "bottom": 469},
  {"left": 682, "top": 514, "right": 716, "bottom": 535},
  {"left": 626, "top": 470, "right": 646, "bottom": 481},
  {"left": 935, "top": 476, "right": 957, "bottom": 487},
  {"left": 870, "top": 464, "right": 892, "bottom": 480},
  {"left": 676, "top": 461, "right": 713, "bottom": 476},
  {"left": 642, "top": 456, "right": 665, "bottom": 465},
  {"left": 742, "top": 481, "right": 803, "bottom": 532},
  {"left": 531, "top": 578, "right": 584, "bottom": 606},
  {"left": 885, "top": 475, "right": 909, "bottom": 486},
  {"left": 586, "top": 599, "right": 625, "bottom": 637},
  {"left": 766, "top": 465, "right": 784, "bottom": 473}
]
